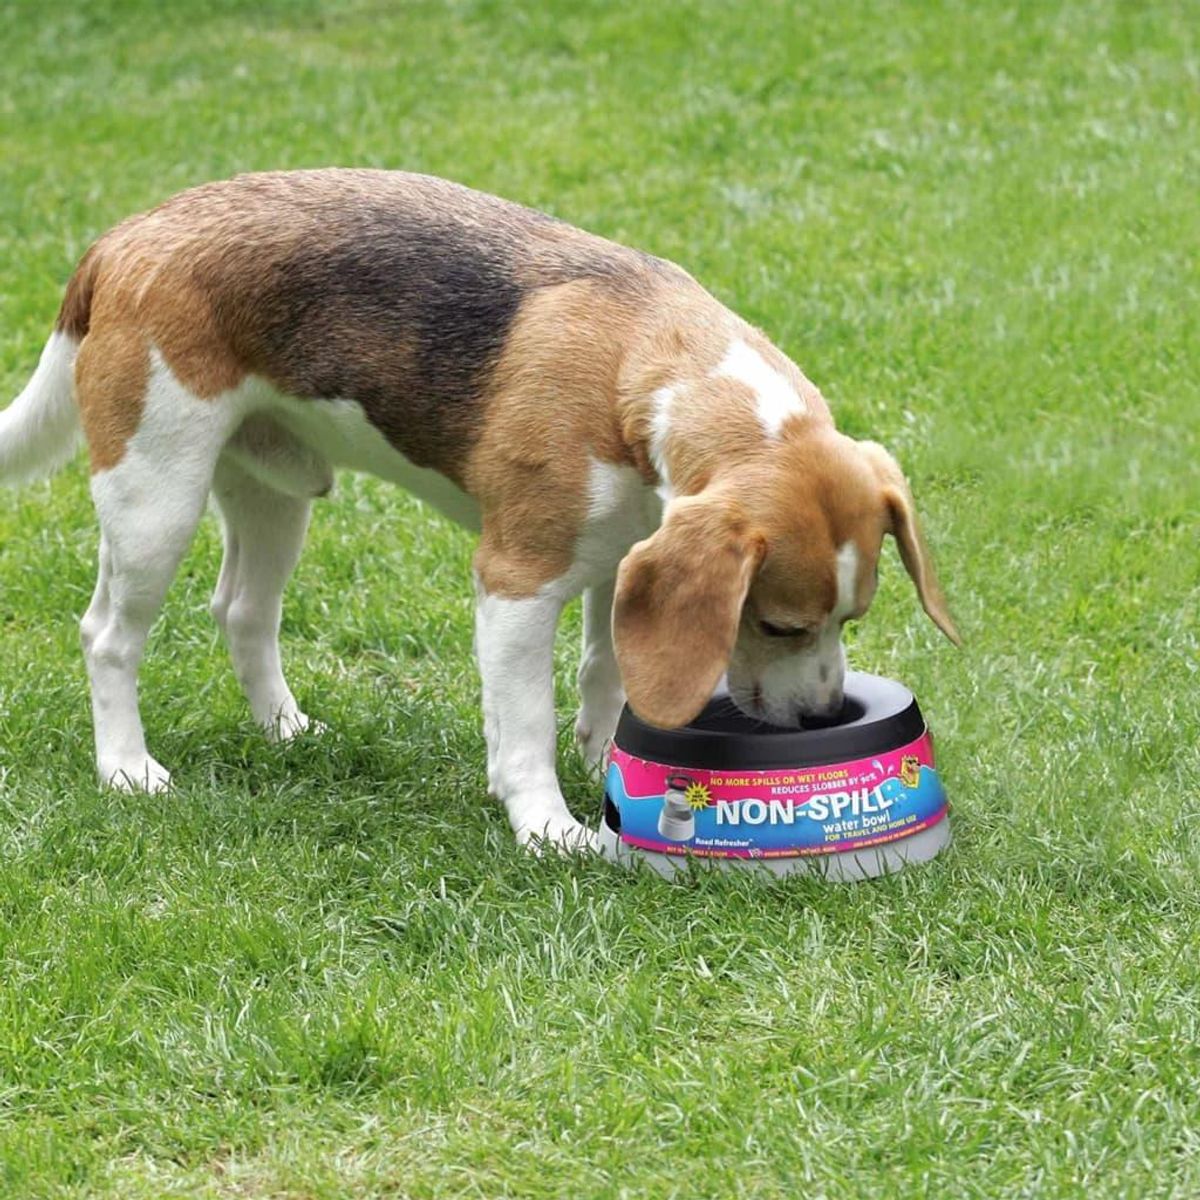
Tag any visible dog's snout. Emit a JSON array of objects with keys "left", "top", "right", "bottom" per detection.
[
  {"left": 798, "top": 691, "right": 843, "bottom": 725},
  {"left": 788, "top": 683, "right": 845, "bottom": 726}
]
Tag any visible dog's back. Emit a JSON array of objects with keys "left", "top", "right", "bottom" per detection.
[{"left": 58, "top": 170, "right": 686, "bottom": 475}]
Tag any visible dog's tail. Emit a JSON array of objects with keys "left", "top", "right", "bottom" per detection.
[
  {"left": 0, "top": 249, "right": 96, "bottom": 487},
  {"left": 0, "top": 332, "right": 82, "bottom": 486}
]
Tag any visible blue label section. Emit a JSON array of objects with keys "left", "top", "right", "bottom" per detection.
[{"left": 605, "top": 760, "right": 948, "bottom": 858}]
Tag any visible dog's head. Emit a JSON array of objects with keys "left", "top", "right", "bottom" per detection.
[{"left": 613, "top": 432, "right": 960, "bottom": 728}]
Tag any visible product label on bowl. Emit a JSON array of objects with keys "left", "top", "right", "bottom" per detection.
[{"left": 605, "top": 732, "right": 946, "bottom": 859}]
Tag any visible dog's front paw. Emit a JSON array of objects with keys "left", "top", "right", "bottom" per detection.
[
  {"left": 506, "top": 793, "right": 598, "bottom": 856},
  {"left": 575, "top": 702, "right": 622, "bottom": 773},
  {"left": 517, "top": 816, "right": 600, "bottom": 856},
  {"left": 574, "top": 720, "right": 613, "bottom": 774},
  {"left": 100, "top": 756, "right": 172, "bottom": 794},
  {"left": 263, "top": 707, "right": 326, "bottom": 744}
]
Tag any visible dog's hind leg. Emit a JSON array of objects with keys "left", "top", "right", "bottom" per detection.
[
  {"left": 79, "top": 345, "right": 243, "bottom": 791},
  {"left": 210, "top": 451, "right": 315, "bottom": 741}
]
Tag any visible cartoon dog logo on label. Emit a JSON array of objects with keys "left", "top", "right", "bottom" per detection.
[
  {"left": 657, "top": 774, "right": 710, "bottom": 842},
  {"left": 900, "top": 755, "right": 921, "bottom": 789}
]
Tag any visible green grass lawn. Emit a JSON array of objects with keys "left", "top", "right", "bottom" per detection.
[{"left": 2, "top": 1, "right": 1198, "bottom": 1195}]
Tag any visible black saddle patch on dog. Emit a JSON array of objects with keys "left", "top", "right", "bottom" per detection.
[{"left": 181, "top": 171, "right": 669, "bottom": 476}]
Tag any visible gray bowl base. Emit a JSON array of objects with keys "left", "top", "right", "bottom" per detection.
[{"left": 597, "top": 815, "right": 950, "bottom": 881}]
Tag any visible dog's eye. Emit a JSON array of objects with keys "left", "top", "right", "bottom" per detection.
[{"left": 759, "top": 620, "right": 813, "bottom": 639}]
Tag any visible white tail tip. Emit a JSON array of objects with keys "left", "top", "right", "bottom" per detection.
[{"left": 0, "top": 332, "right": 82, "bottom": 486}]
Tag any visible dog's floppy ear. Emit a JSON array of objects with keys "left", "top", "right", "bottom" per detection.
[
  {"left": 858, "top": 440, "right": 962, "bottom": 646},
  {"left": 614, "top": 493, "right": 765, "bottom": 729}
]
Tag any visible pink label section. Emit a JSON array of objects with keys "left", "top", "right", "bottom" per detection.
[{"left": 607, "top": 732, "right": 947, "bottom": 859}]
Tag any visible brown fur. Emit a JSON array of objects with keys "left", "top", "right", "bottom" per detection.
[
  {"left": 72, "top": 328, "right": 150, "bottom": 475},
  {"left": 619, "top": 323, "right": 833, "bottom": 497},
  {"left": 467, "top": 279, "right": 644, "bottom": 594},
  {"left": 614, "top": 488, "right": 766, "bottom": 728},
  {"left": 857, "top": 441, "right": 961, "bottom": 644},
  {"left": 55, "top": 244, "right": 100, "bottom": 341},
  {"left": 612, "top": 427, "right": 957, "bottom": 727},
  {"left": 468, "top": 279, "right": 827, "bottom": 596}
]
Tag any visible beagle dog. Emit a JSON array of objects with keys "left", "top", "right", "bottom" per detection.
[{"left": 0, "top": 169, "right": 958, "bottom": 850}]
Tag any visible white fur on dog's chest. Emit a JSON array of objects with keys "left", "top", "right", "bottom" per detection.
[{"left": 565, "top": 458, "right": 663, "bottom": 590}]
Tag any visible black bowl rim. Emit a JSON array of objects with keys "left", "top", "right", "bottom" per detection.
[{"left": 612, "top": 671, "right": 927, "bottom": 770}]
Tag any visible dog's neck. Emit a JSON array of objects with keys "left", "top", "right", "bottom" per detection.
[{"left": 618, "top": 314, "right": 834, "bottom": 499}]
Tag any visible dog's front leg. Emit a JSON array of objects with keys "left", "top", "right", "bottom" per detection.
[
  {"left": 575, "top": 578, "right": 625, "bottom": 771},
  {"left": 473, "top": 576, "right": 596, "bottom": 853}
]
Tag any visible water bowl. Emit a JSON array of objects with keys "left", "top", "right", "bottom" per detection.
[{"left": 598, "top": 671, "right": 950, "bottom": 881}]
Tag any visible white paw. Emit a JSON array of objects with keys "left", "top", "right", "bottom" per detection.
[
  {"left": 575, "top": 708, "right": 621, "bottom": 773},
  {"left": 263, "top": 709, "right": 325, "bottom": 744},
  {"left": 100, "top": 756, "right": 172, "bottom": 793},
  {"left": 511, "top": 806, "right": 599, "bottom": 856}
]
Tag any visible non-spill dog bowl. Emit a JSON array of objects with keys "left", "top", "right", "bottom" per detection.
[{"left": 598, "top": 671, "right": 950, "bottom": 881}]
